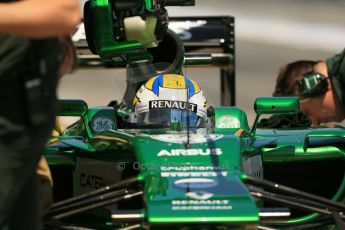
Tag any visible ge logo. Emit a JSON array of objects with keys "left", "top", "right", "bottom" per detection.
[
  {"left": 216, "top": 116, "right": 240, "bottom": 128},
  {"left": 92, "top": 117, "right": 114, "bottom": 132}
]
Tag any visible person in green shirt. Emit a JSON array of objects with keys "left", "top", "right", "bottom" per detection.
[
  {"left": 0, "top": 1, "right": 80, "bottom": 229},
  {"left": 273, "top": 49, "right": 345, "bottom": 126}
]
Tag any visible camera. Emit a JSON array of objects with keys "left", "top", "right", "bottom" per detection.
[{"left": 83, "top": 0, "right": 194, "bottom": 65}]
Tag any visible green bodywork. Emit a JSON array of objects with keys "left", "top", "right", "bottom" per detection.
[
  {"left": 45, "top": 97, "right": 345, "bottom": 228},
  {"left": 134, "top": 134, "right": 258, "bottom": 228}
]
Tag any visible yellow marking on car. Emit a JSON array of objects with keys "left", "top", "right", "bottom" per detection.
[{"left": 235, "top": 129, "right": 244, "bottom": 136}]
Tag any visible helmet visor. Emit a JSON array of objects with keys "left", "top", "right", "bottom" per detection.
[{"left": 135, "top": 109, "right": 206, "bottom": 129}]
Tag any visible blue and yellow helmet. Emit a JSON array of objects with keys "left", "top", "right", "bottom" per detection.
[{"left": 132, "top": 74, "right": 208, "bottom": 128}]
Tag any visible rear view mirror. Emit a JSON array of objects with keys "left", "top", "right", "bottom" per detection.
[
  {"left": 59, "top": 99, "right": 88, "bottom": 117},
  {"left": 251, "top": 97, "right": 300, "bottom": 134},
  {"left": 254, "top": 97, "right": 299, "bottom": 115}
]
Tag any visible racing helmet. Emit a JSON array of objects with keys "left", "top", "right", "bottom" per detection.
[{"left": 132, "top": 74, "right": 208, "bottom": 128}]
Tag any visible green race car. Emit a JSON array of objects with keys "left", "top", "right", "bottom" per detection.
[
  {"left": 44, "top": 95, "right": 345, "bottom": 230},
  {"left": 44, "top": 1, "right": 345, "bottom": 229}
]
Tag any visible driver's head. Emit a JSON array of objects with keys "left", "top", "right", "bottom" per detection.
[{"left": 132, "top": 74, "right": 208, "bottom": 128}]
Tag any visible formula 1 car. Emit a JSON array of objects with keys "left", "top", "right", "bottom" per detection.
[
  {"left": 43, "top": 1, "right": 345, "bottom": 229},
  {"left": 44, "top": 95, "right": 345, "bottom": 230}
]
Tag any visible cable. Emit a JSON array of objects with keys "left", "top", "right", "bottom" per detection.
[
  {"left": 245, "top": 176, "right": 345, "bottom": 211},
  {"left": 53, "top": 191, "right": 143, "bottom": 220},
  {"left": 51, "top": 177, "right": 139, "bottom": 209}
]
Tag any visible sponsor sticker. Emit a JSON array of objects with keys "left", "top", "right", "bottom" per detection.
[
  {"left": 171, "top": 199, "right": 232, "bottom": 211},
  {"left": 92, "top": 117, "right": 114, "bottom": 133},
  {"left": 73, "top": 158, "right": 121, "bottom": 195},
  {"left": 149, "top": 100, "right": 197, "bottom": 113},
  {"left": 150, "top": 134, "right": 223, "bottom": 144},
  {"left": 185, "top": 191, "right": 214, "bottom": 200},
  {"left": 161, "top": 166, "right": 220, "bottom": 171},
  {"left": 157, "top": 148, "right": 222, "bottom": 157},
  {"left": 161, "top": 171, "right": 228, "bottom": 177},
  {"left": 216, "top": 115, "right": 240, "bottom": 128},
  {"left": 174, "top": 178, "right": 218, "bottom": 189}
]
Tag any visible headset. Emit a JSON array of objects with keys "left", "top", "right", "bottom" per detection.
[
  {"left": 299, "top": 49, "right": 345, "bottom": 99},
  {"left": 298, "top": 72, "right": 328, "bottom": 99}
]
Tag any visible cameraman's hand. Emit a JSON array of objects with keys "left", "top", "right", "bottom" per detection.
[{"left": 0, "top": 0, "right": 80, "bottom": 38}]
